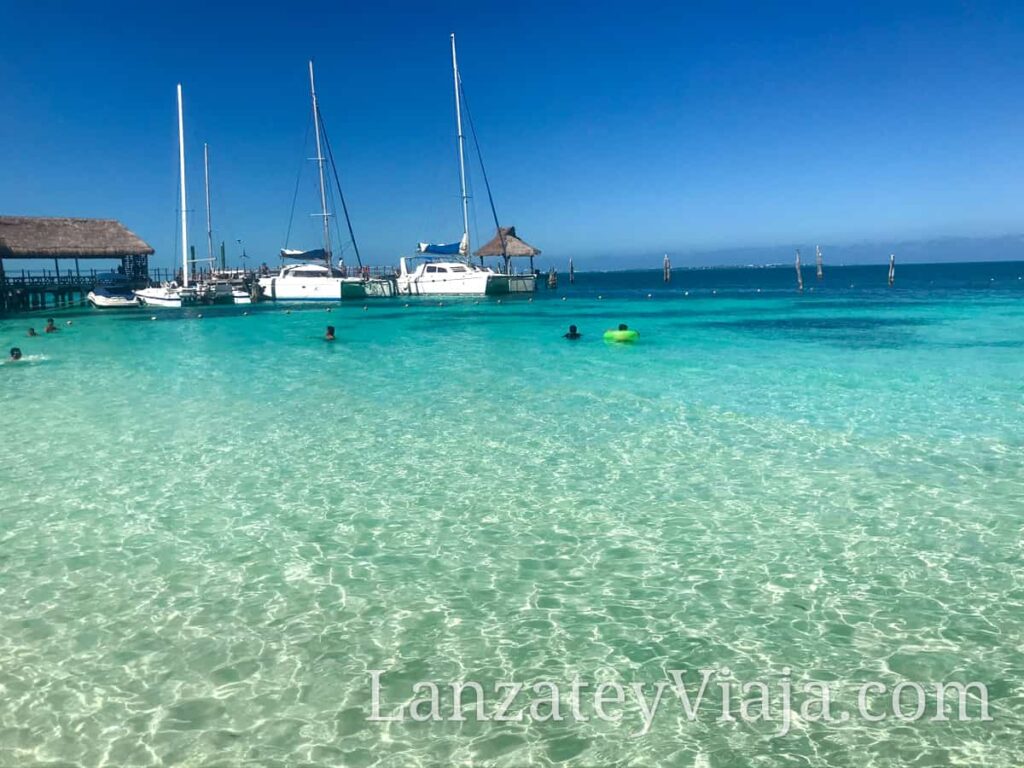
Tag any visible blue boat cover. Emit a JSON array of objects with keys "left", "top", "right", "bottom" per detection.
[{"left": 417, "top": 241, "right": 462, "bottom": 255}]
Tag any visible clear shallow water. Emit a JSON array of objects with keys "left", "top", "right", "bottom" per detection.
[{"left": 1, "top": 262, "right": 1023, "bottom": 767}]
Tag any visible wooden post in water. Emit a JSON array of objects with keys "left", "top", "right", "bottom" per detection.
[
  {"left": 888, "top": 253, "right": 895, "bottom": 287},
  {"left": 795, "top": 249, "right": 804, "bottom": 292},
  {"left": 663, "top": 253, "right": 671, "bottom": 283}
]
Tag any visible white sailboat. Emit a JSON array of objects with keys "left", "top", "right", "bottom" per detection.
[
  {"left": 259, "top": 62, "right": 386, "bottom": 301},
  {"left": 396, "top": 34, "right": 512, "bottom": 297},
  {"left": 194, "top": 143, "right": 249, "bottom": 304},
  {"left": 135, "top": 84, "right": 198, "bottom": 308}
]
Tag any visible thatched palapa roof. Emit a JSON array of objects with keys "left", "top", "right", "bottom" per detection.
[
  {"left": 474, "top": 226, "right": 541, "bottom": 258},
  {"left": 0, "top": 216, "right": 154, "bottom": 259}
]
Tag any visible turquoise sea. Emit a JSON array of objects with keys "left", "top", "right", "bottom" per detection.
[{"left": 1, "top": 261, "right": 1023, "bottom": 767}]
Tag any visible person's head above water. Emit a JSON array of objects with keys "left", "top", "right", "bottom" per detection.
[
  {"left": 325, "top": 325, "right": 336, "bottom": 340},
  {"left": 9, "top": 347, "right": 22, "bottom": 361},
  {"left": 564, "top": 324, "right": 582, "bottom": 339},
  {"left": 618, "top": 323, "right": 628, "bottom": 331},
  {"left": 27, "top": 328, "right": 37, "bottom": 337},
  {"left": 44, "top": 318, "right": 58, "bottom": 332}
]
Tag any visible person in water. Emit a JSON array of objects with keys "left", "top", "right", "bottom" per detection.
[
  {"left": 9, "top": 348, "right": 22, "bottom": 361},
  {"left": 564, "top": 324, "right": 582, "bottom": 340},
  {"left": 325, "top": 325, "right": 336, "bottom": 341},
  {"left": 44, "top": 318, "right": 58, "bottom": 333},
  {"left": 27, "top": 328, "right": 37, "bottom": 337},
  {"left": 618, "top": 323, "right": 629, "bottom": 331}
]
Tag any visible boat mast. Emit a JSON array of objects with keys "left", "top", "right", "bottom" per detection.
[
  {"left": 451, "top": 33, "right": 470, "bottom": 258},
  {"left": 309, "top": 60, "right": 332, "bottom": 269},
  {"left": 177, "top": 84, "right": 189, "bottom": 288},
  {"left": 204, "top": 143, "right": 214, "bottom": 275}
]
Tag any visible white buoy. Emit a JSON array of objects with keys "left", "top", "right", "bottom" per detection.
[
  {"left": 197, "top": 313, "right": 203, "bottom": 318},
  {"left": 363, "top": 306, "right": 368, "bottom": 311},
  {"left": 150, "top": 316, "right": 157, "bottom": 321},
  {"left": 561, "top": 296, "right": 567, "bottom": 301}
]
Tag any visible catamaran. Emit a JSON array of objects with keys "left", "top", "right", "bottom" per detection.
[
  {"left": 396, "top": 34, "right": 533, "bottom": 297},
  {"left": 135, "top": 85, "right": 198, "bottom": 308},
  {"left": 259, "top": 62, "right": 393, "bottom": 302}
]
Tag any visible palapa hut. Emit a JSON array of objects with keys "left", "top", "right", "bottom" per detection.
[
  {"left": 474, "top": 226, "right": 541, "bottom": 273},
  {"left": 0, "top": 215, "right": 154, "bottom": 312}
]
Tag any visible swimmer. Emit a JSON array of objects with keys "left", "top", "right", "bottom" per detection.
[
  {"left": 44, "top": 318, "right": 59, "bottom": 333},
  {"left": 617, "top": 323, "right": 629, "bottom": 331},
  {"left": 27, "top": 328, "right": 37, "bottom": 337},
  {"left": 563, "top": 324, "right": 582, "bottom": 340},
  {"left": 9, "top": 347, "right": 22, "bottom": 361},
  {"left": 325, "top": 325, "right": 336, "bottom": 341}
]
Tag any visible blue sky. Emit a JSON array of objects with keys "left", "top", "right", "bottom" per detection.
[{"left": 1, "top": 1, "right": 1023, "bottom": 269}]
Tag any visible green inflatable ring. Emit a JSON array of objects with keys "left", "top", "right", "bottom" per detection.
[{"left": 603, "top": 329, "right": 639, "bottom": 342}]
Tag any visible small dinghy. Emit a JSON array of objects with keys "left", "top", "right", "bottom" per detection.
[{"left": 88, "top": 287, "right": 140, "bottom": 309}]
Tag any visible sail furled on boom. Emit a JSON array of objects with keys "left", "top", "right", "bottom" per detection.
[
  {"left": 417, "top": 235, "right": 469, "bottom": 257},
  {"left": 281, "top": 248, "right": 327, "bottom": 261},
  {"left": 417, "top": 241, "right": 462, "bottom": 255}
]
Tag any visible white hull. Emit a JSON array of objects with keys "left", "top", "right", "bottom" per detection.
[
  {"left": 87, "top": 291, "right": 139, "bottom": 309},
  {"left": 396, "top": 270, "right": 496, "bottom": 296},
  {"left": 231, "top": 289, "right": 252, "bottom": 305},
  {"left": 258, "top": 275, "right": 345, "bottom": 302},
  {"left": 134, "top": 286, "right": 198, "bottom": 308}
]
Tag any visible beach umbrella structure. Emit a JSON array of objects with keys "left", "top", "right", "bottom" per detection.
[{"left": 474, "top": 226, "right": 542, "bottom": 275}]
